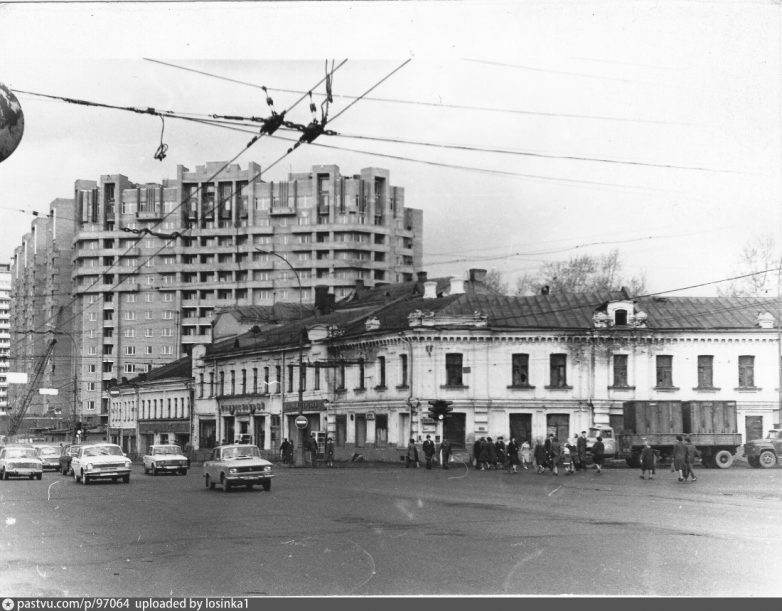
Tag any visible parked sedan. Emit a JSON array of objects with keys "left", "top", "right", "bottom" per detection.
[
  {"left": 203, "top": 444, "right": 273, "bottom": 492},
  {"left": 143, "top": 444, "right": 189, "bottom": 476},
  {"left": 0, "top": 445, "right": 43, "bottom": 480},
  {"left": 35, "top": 444, "right": 62, "bottom": 471}
]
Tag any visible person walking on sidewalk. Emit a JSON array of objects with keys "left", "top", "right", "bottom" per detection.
[
  {"left": 592, "top": 436, "right": 605, "bottom": 474},
  {"left": 439, "top": 438, "right": 452, "bottom": 470},
  {"left": 520, "top": 439, "right": 531, "bottom": 470},
  {"left": 549, "top": 436, "right": 562, "bottom": 476},
  {"left": 506, "top": 437, "right": 520, "bottom": 473},
  {"left": 534, "top": 438, "right": 547, "bottom": 474},
  {"left": 422, "top": 435, "right": 436, "bottom": 469},
  {"left": 684, "top": 436, "right": 700, "bottom": 482},
  {"left": 577, "top": 431, "right": 588, "bottom": 472},
  {"left": 672, "top": 435, "right": 687, "bottom": 482},
  {"left": 325, "top": 437, "right": 335, "bottom": 468},
  {"left": 406, "top": 437, "right": 419, "bottom": 468},
  {"left": 306, "top": 433, "right": 319, "bottom": 468},
  {"left": 640, "top": 438, "right": 655, "bottom": 480}
]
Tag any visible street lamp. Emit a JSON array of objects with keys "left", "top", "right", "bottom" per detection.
[{"left": 255, "top": 248, "right": 306, "bottom": 467}]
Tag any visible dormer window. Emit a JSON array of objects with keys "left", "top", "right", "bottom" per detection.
[{"left": 614, "top": 309, "right": 628, "bottom": 326}]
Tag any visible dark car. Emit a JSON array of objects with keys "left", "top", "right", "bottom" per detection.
[{"left": 59, "top": 444, "right": 80, "bottom": 475}]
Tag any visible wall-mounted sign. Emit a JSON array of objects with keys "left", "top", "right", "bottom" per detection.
[
  {"left": 366, "top": 412, "right": 375, "bottom": 421},
  {"left": 218, "top": 399, "right": 265, "bottom": 415}
]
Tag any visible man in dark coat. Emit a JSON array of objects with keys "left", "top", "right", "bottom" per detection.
[
  {"left": 422, "top": 435, "right": 436, "bottom": 470},
  {"left": 406, "top": 437, "right": 419, "bottom": 468},
  {"left": 592, "top": 436, "right": 605, "bottom": 474},
  {"left": 640, "top": 438, "right": 655, "bottom": 480},
  {"left": 306, "top": 433, "right": 319, "bottom": 468},
  {"left": 495, "top": 437, "right": 507, "bottom": 470},
  {"left": 439, "top": 438, "right": 451, "bottom": 470},
  {"left": 577, "top": 431, "right": 588, "bottom": 472},
  {"left": 549, "top": 436, "right": 562, "bottom": 476},
  {"left": 672, "top": 434, "right": 687, "bottom": 482},
  {"left": 534, "top": 438, "right": 547, "bottom": 474},
  {"left": 472, "top": 438, "right": 483, "bottom": 469},
  {"left": 486, "top": 437, "right": 498, "bottom": 470},
  {"left": 684, "top": 436, "right": 700, "bottom": 482}
]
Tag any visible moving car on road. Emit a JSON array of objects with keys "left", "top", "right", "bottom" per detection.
[
  {"left": 35, "top": 444, "right": 62, "bottom": 471},
  {"left": 71, "top": 442, "right": 132, "bottom": 485},
  {"left": 0, "top": 445, "right": 43, "bottom": 480},
  {"left": 143, "top": 444, "right": 189, "bottom": 476},
  {"left": 203, "top": 444, "right": 273, "bottom": 492}
]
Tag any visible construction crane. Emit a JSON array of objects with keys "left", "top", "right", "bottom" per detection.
[{"left": 7, "top": 337, "right": 58, "bottom": 438}]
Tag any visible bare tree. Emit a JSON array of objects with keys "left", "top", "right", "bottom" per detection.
[
  {"left": 515, "top": 249, "right": 646, "bottom": 296},
  {"left": 720, "top": 233, "right": 782, "bottom": 297},
  {"left": 483, "top": 269, "right": 509, "bottom": 296}
]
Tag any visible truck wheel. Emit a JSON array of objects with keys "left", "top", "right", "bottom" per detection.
[
  {"left": 713, "top": 450, "right": 734, "bottom": 469},
  {"left": 759, "top": 450, "right": 777, "bottom": 469}
]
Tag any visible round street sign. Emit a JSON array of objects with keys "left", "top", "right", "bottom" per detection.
[{"left": 295, "top": 415, "right": 308, "bottom": 430}]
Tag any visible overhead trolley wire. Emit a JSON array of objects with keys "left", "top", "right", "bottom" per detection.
[
  {"left": 8, "top": 62, "right": 349, "bottom": 354},
  {"left": 144, "top": 57, "right": 685, "bottom": 126}
]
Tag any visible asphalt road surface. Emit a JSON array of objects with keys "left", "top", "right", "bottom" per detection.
[{"left": 2, "top": 461, "right": 781, "bottom": 597}]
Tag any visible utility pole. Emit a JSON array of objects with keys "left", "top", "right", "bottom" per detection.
[{"left": 256, "top": 248, "right": 306, "bottom": 467}]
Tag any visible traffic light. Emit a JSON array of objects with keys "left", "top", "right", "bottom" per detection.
[{"left": 427, "top": 400, "right": 453, "bottom": 421}]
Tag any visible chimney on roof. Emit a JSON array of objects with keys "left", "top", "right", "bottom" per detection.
[
  {"left": 417, "top": 271, "right": 428, "bottom": 283},
  {"left": 315, "top": 285, "right": 333, "bottom": 315},
  {"left": 449, "top": 277, "right": 465, "bottom": 295},
  {"left": 469, "top": 268, "right": 487, "bottom": 282},
  {"left": 423, "top": 280, "right": 438, "bottom": 299}
]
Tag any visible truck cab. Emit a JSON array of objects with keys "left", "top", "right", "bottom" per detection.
[
  {"left": 587, "top": 426, "right": 617, "bottom": 457},
  {"left": 745, "top": 429, "right": 782, "bottom": 469}
]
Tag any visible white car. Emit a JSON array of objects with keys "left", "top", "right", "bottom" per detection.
[
  {"left": 71, "top": 443, "right": 132, "bottom": 485},
  {"left": 0, "top": 445, "right": 43, "bottom": 480},
  {"left": 203, "top": 444, "right": 273, "bottom": 492},
  {"left": 143, "top": 444, "right": 189, "bottom": 476}
]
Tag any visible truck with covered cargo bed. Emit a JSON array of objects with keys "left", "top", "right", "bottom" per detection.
[{"left": 588, "top": 400, "right": 742, "bottom": 469}]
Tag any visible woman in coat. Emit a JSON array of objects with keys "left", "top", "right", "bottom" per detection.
[
  {"left": 486, "top": 437, "right": 498, "bottom": 470},
  {"left": 533, "top": 439, "right": 547, "bottom": 474},
  {"left": 520, "top": 440, "right": 531, "bottom": 470},
  {"left": 506, "top": 437, "right": 520, "bottom": 473},
  {"left": 549, "top": 436, "right": 562, "bottom": 476},
  {"left": 406, "top": 438, "right": 419, "bottom": 468},
  {"left": 640, "top": 438, "right": 655, "bottom": 480},
  {"left": 672, "top": 435, "right": 686, "bottom": 482}
]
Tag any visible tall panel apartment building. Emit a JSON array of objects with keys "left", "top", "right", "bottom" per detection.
[
  {"left": 8, "top": 199, "right": 77, "bottom": 423},
  {"left": 72, "top": 162, "right": 423, "bottom": 430},
  {"left": 0, "top": 263, "right": 11, "bottom": 412}
]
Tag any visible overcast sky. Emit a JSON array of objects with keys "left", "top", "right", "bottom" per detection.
[{"left": 0, "top": 1, "right": 779, "bottom": 297}]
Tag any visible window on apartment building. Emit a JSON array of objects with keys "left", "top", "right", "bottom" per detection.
[
  {"left": 88, "top": 312, "right": 97, "bottom": 321},
  {"left": 511, "top": 353, "right": 530, "bottom": 386},
  {"left": 125, "top": 294, "right": 136, "bottom": 303},
  {"left": 613, "top": 354, "right": 629, "bottom": 387},
  {"left": 162, "top": 328, "right": 174, "bottom": 337},
  {"left": 656, "top": 355, "right": 674, "bottom": 388},
  {"left": 209, "top": 372, "right": 215, "bottom": 397},
  {"left": 337, "top": 363, "right": 346, "bottom": 391},
  {"left": 549, "top": 354, "right": 568, "bottom": 388},
  {"left": 445, "top": 353, "right": 463, "bottom": 386},
  {"left": 144, "top": 328, "right": 153, "bottom": 337},
  {"left": 219, "top": 372, "right": 225, "bottom": 396},
  {"left": 314, "top": 364, "right": 320, "bottom": 391},
  {"left": 161, "top": 345, "right": 173, "bottom": 355},
  {"left": 739, "top": 355, "right": 755, "bottom": 388},
  {"left": 697, "top": 355, "right": 714, "bottom": 388},
  {"left": 377, "top": 356, "right": 386, "bottom": 388},
  {"left": 263, "top": 367, "right": 270, "bottom": 393},
  {"left": 123, "top": 311, "right": 136, "bottom": 321},
  {"left": 145, "top": 311, "right": 153, "bottom": 320},
  {"left": 399, "top": 354, "right": 408, "bottom": 387},
  {"left": 163, "top": 293, "right": 174, "bottom": 302},
  {"left": 88, "top": 346, "right": 97, "bottom": 356},
  {"left": 199, "top": 373, "right": 205, "bottom": 399},
  {"left": 146, "top": 346, "right": 153, "bottom": 355},
  {"left": 124, "top": 346, "right": 136, "bottom": 356},
  {"left": 86, "top": 401, "right": 96, "bottom": 411},
  {"left": 275, "top": 366, "right": 281, "bottom": 392},
  {"left": 87, "top": 364, "right": 96, "bottom": 373},
  {"left": 229, "top": 370, "right": 236, "bottom": 395},
  {"left": 124, "top": 329, "right": 135, "bottom": 338},
  {"left": 356, "top": 358, "right": 366, "bottom": 390},
  {"left": 252, "top": 368, "right": 257, "bottom": 394},
  {"left": 163, "top": 311, "right": 174, "bottom": 320}
]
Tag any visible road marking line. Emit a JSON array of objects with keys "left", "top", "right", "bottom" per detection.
[{"left": 548, "top": 485, "right": 562, "bottom": 496}]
